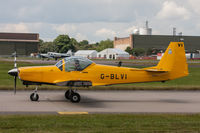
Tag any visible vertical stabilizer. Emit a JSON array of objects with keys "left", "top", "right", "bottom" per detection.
[{"left": 157, "top": 42, "right": 188, "bottom": 79}]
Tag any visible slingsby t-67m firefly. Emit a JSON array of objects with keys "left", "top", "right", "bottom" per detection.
[{"left": 8, "top": 42, "right": 188, "bottom": 103}]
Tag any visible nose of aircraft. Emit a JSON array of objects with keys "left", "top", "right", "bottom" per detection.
[{"left": 8, "top": 68, "right": 18, "bottom": 76}]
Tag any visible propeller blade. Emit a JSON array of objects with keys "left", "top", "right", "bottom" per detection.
[
  {"left": 14, "top": 51, "right": 17, "bottom": 68},
  {"left": 9, "top": 51, "right": 18, "bottom": 94},
  {"left": 14, "top": 51, "right": 17, "bottom": 94},
  {"left": 14, "top": 76, "right": 17, "bottom": 94}
]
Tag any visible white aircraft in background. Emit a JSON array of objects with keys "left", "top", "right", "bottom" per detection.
[{"left": 40, "top": 50, "right": 73, "bottom": 60}]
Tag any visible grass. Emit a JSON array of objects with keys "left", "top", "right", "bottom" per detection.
[
  {"left": 1, "top": 60, "right": 200, "bottom": 90},
  {"left": 0, "top": 114, "right": 200, "bottom": 133}
]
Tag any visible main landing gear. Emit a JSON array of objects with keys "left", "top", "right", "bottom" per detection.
[
  {"left": 29, "top": 86, "right": 81, "bottom": 103},
  {"left": 30, "top": 86, "right": 39, "bottom": 101},
  {"left": 65, "top": 89, "right": 81, "bottom": 103}
]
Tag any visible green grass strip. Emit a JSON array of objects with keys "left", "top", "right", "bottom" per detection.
[{"left": 0, "top": 114, "right": 200, "bottom": 133}]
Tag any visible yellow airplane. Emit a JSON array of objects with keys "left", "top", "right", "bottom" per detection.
[{"left": 8, "top": 42, "right": 188, "bottom": 103}]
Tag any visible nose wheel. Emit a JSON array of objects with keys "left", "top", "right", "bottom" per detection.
[
  {"left": 65, "top": 89, "right": 81, "bottom": 103},
  {"left": 30, "top": 93, "right": 39, "bottom": 101},
  {"left": 30, "top": 86, "right": 39, "bottom": 101}
]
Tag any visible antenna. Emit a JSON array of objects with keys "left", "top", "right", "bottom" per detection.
[
  {"left": 173, "top": 27, "right": 176, "bottom": 36},
  {"left": 146, "top": 20, "right": 149, "bottom": 29}
]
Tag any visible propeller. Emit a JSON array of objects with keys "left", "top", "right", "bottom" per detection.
[
  {"left": 8, "top": 52, "right": 18, "bottom": 94},
  {"left": 14, "top": 52, "right": 17, "bottom": 94},
  {"left": 14, "top": 75, "right": 17, "bottom": 94}
]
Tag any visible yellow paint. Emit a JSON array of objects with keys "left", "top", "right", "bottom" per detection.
[
  {"left": 18, "top": 42, "right": 189, "bottom": 86},
  {"left": 58, "top": 112, "right": 89, "bottom": 115}
]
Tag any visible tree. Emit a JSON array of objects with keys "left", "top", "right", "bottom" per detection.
[
  {"left": 38, "top": 39, "right": 44, "bottom": 51},
  {"left": 79, "top": 40, "right": 89, "bottom": 46},
  {"left": 96, "top": 39, "right": 113, "bottom": 52},
  {"left": 39, "top": 39, "right": 44, "bottom": 46},
  {"left": 53, "top": 35, "right": 76, "bottom": 53},
  {"left": 133, "top": 48, "right": 145, "bottom": 56},
  {"left": 125, "top": 47, "right": 133, "bottom": 55},
  {"left": 39, "top": 42, "right": 58, "bottom": 53},
  {"left": 76, "top": 40, "right": 90, "bottom": 50},
  {"left": 146, "top": 48, "right": 161, "bottom": 55},
  {"left": 146, "top": 48, "right": 154, "bottom": 56},
  {"left": 71, "top": 38, "right": 79, "bottom": 46}
]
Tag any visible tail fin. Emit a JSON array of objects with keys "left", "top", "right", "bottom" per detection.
[{"left": 157, "top": 42, "right": 188, "bottom": 79}]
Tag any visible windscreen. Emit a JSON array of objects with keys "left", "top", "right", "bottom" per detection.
[
  {"left": 55, "top": 60, "right": 63, "bottom": 71},
  {"left": 64, "top": 57, "right": 93, "bottom": 71}
]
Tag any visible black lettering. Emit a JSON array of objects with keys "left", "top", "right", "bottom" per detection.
[
  {"left": 115, "top": 74, "right": 119, "bottom": 79},
  {"left": 125, "top": 74, "right": 127, "bottom": 79},
  {"left": 100, "top": 74, "right": 104, "bottom": 79},
  {"left": 110, "top": 74, "right": 114, "bottom": 79},
  {"left": 121, "top": 74, "right": 124, "bottom": 79}
]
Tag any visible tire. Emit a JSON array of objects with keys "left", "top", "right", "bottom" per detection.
[
  {"left": 30, "top": 93, "right": 39, "bottom": 101},
  {"left": 70, "top": 93, "right": 81, "bottom": 103},
  {"left": 65, "top": 90, "right": 71, "bottom": 100}
]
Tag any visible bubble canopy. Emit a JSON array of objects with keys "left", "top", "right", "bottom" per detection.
[{"left": 55, "top": 56, "right": 94, "bottom": 71}]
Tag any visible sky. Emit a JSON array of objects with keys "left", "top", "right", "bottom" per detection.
[{"left": 0, "top": 0, "right": 199, "bottom": 43}]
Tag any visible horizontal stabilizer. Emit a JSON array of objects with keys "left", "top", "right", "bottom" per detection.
[
  {"left": 144, "top": 69, "right": 168, "bottom": 73},
  {"left": 130, "top": 67, "right": 167, "bottom": 73},
  {"left": 141, "top": 66, "right": 167, "bottom": 72}
]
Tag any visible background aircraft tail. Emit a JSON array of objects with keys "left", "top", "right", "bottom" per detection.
[{"left": 156, "top": 42, "right": 189, "bottom": 79}]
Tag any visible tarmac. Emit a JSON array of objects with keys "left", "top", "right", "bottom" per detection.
[{"left": 1, "top": 90, "right": 200, "bottom": 114}]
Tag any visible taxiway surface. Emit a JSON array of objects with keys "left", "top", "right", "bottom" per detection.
[{"left": 1, "top": 90, "right": 200, "bottom": 114}]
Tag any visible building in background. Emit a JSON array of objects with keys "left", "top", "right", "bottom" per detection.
[
  {"left": 97, "top": 48, "right": 129, "bottom": 59},
  {"left": 74, "top": 50, "right": 97, "bottom": 58},
  {"left": 0, "top": 32, "right": 39, "bottom": 56},
  {"left": 114, "top": 21, "right": 200, "bottom": 52},
  {"left": 114, "top": 35, "right": 134, "bottom": 50},
  {"left": 114, "top": 34, "right": 200, "bottom": 52}
]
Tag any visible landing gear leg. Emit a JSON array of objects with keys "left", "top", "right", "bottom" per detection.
[
  {"left": 65, "top": 89, "right": 72, "bottom": 100},
  {"left": 30, "top": 86, "right": 39, "bottom": 101},
  {"left": 65, "top": 89, "right": 81, "bottom": 103}
]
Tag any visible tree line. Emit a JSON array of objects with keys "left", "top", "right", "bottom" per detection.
[{"left": 39, "top": 34, "right": 113, "bottom": 53}]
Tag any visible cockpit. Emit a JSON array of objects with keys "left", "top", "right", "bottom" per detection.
[{"left": 55, "top": 56, "right": 94, "bottom": 71}]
